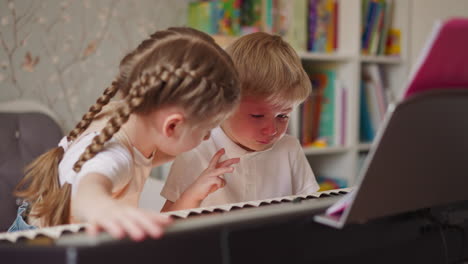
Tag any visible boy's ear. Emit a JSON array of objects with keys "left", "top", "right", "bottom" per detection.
[{"left": 162, "top": 113, "right": 185, "bottom": 138}]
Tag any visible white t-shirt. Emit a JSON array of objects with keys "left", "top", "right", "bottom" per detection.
[
  {"left": 59, "top": 132, "right": 152, "bottom": 204},
  {"left": 161, "top": 127, "right": 319, "bottom": 207},
  {"left": 58, "top": 124, "right": 153, "bottom": 207},
  {"left": 29, "top": 102, "right": 154, "bottom": 227}
]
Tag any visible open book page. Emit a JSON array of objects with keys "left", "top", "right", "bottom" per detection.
[
  {"left": 403, "top": 18, "right": 468, "bottom": 99},
  {"left": 325, "top": 190, "right": 355, "bottom": 216}
]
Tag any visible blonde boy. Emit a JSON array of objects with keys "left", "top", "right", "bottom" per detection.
[{"left": 161, "top": 32, "right": 319, "bottom": 211}]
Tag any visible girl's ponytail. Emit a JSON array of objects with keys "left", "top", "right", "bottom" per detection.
[
  {"left": 14, "top": 81, "right": 121, "bottom": 227},
  {"left": 15, "top": 147, "right": 71, "bottom": 226}
]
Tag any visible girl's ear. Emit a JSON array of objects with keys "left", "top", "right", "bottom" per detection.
[{"left": 162, "top": 113, "right": 185, "bottom": 138}]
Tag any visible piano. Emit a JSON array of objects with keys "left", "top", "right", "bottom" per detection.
[
  {"left": 1, "top": 187, "right": 467, "bottom": 264},
  {"left": 3, "top": 88, "right": 468, "bottom": 263}
]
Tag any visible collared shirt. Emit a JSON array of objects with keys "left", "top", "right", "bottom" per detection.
[{"left": 161, "top": 126, "right": 319, "bottom": 207}]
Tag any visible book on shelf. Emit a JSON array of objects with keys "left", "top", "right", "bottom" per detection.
[
  {"left": 359, "top": 82, "right": 374, "bottom": 142},
  {"left": 359, "top": 64, "right": 389, "bottom": 142},
  {"left": 308, "top": 0, "right": 339, "bottom": 53},
  {"left": 283, "top": 0, "right": 308, "bottom": 51},
  {"left": 361, "top": 0, "right": 396, "bottom": 56},
  {"left": 187, "top": 1, "right": 219, "bottom": 34},
  {"left": 186, "top": 0, "right": 339, "bottom": 54},
  {"left": 299, "top": 68, "right": 346, "bottom": 147}
]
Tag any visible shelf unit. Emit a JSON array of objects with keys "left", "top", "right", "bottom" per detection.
[
  {"left": 205, "top": 0, "right": 412, "bottom": 188},
  {"left": 289, "top": 0, "right": 411, "bottom": 187}
]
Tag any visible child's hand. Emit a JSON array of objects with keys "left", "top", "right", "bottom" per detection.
[
  {"left": 75, "top": 173, "right": 172, "bottom": 241},
  {"left": 85, "top": 201, "right": 172, "bottom": 241},
  {"left": 181, "top": 148, "right": 240, "bottom": 203}
]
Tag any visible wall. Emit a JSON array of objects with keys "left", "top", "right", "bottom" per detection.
[{"left": 0, "top": 0, "right": 188, "bottom": 131}]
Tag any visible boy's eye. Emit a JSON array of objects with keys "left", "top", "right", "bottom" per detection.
[
  {"left": 250, "top": 114, "right": 264, "bottom": 118},
  {"left": 277, "top": 114, "right": 289, "bottom": 119}
]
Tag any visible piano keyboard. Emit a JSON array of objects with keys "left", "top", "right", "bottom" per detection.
[
  {"left": 0, "top": 188, "right": 351, "bottom": 244},
  {"left": 160, "top": 187, "right": 352, "bottom": 219}
]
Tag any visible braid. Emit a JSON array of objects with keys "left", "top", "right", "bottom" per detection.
[
  {"left": 68, "top": 81, "right": 120, "bottom": 141},
  {"left": 72, "top": 27, "right": 240, "bottom": 172},
  {"left": 72, "top": 75, "right": 157, "bottom": 172}
]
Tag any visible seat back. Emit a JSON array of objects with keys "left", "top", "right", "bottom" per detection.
[{"left": 0, "top": 102, "right": 62, "bottom": 231}]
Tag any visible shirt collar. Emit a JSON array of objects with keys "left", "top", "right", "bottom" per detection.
[{"left": 132, "top": 146, "right": 154, "bottom": 167}]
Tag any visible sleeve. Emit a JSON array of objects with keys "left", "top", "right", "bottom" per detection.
[
  {"left": 160, "top": 150, "right": 205, "bottom": 202},
  {"left": 290, "top": 139, "right": 320, "bottom": 195},
  {"left": 73, "top": 140, "right": 133, "bottom": 195}
]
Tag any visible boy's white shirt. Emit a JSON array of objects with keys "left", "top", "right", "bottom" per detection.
[{"left": 161, "top": 126, "right": 319, "bottom": 207}]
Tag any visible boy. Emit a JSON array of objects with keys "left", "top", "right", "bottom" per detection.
[{"left": 161, "top": 32, "right": 319, "bottom": 211}]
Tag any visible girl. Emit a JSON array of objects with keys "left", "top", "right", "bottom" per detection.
[{"left": 9, "top": 27, "right": 240, "bottom": 241}]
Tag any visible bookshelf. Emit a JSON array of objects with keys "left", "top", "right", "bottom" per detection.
[
  {"left": 186, "top": 0, "right": 412, "bottom": 188},
  {"left": 296, "top": 0, "right": 411, "bottom": 187}
]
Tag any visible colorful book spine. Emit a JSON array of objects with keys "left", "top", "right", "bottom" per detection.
[
  {"left": 361, "top": 0, "right": 378, "bottom": 54},
  {"left": 378, "top": 0, "right": 393, "bottom": 55},
  {"left": 308, "top": 0, "right": 318, "bottom": 51},
  {"left": 359, "top": 82, "right": 374, "bottom": 142}
]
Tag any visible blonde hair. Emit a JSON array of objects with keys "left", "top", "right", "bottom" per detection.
[
  {"left": 15, "top": 27, "right": 240, "bottom": 227},
  {"left": 226, "top": 32, "right": 311, "bottom": 106}
]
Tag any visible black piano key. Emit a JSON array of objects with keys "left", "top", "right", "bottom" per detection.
[
  {"left": 0, "top": 239, "right": 13, "bottom": 245},
  {"left": 60, "top": 230, "right": 75, "bottom": 236},
  {"left": 26, "top": 234, "right": 54, "bottom": 246},
  {"left": 292, "top": 197, "right": 303, "bottom": 203},
  {"left": 318, "top": 193, "right": 330, "bottom": 197},
  {"left": 230, "top": 206, "right": 243, "bottom": 211},
  {"left": 15, "top": 236, "right": 29, "bottom": 243},
  {"left": 241, "top": 204, "right": 255, "bottom": 208},
  {"left": 170, "top": 215, "right": 184, "bottom": 220},
  {"left": 187, "top": 212, "right": 202, "bottom": 217},
  {"left": 339, "top": 190, "right": 349, "bottom": 194}
]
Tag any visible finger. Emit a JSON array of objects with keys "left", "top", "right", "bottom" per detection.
[
  {"left": 206, "top": 166, "right": 235, "bottom": 178},
  {"left": 208, "top": 148, "right": 225, "bottom": 168},
  {"left": 208, "top": 176, "right": 226, "bottom": 193},
  {"left": 217, "top": 176, "right": 226, "bottom": 188},
  {"left": 97, "top": 219, "right": 126, "bottom": 239},
  {"left": 116, "top": 215, "right": 146, "bottom": 242},
  {"left": 148, "top": 213, "right": 173, "bottom": 226},
  {"left": 216, "top": 157, "right": 240, "bottom": 169},
  {"left": 211, "top": 176, "right": 226, "bottom": 189},
  {"left": 130, "top": 212, "right": 165, "bottom": 239},
  {"left": 86, "top": 222, "right": 100, "bottom": 237}
]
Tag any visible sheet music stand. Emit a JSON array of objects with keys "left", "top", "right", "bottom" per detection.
[
  {"left": 316, "top": 17, "right": 468, "bottom": 229},
  {"left": 315, "top": 89, "right": 468, "bottom": 228}
]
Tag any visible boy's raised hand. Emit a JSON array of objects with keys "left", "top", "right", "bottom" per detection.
[{"left": 180, "top": 148, "right": 240, "bottom": 206}]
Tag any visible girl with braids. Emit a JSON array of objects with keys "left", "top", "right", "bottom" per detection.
[{"left": 8, "top": 27, "right": 240, "bottom": 241}]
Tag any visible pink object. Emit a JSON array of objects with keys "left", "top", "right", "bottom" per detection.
[{"left": 404, "top": 18, "right": 468, "bottom": 98}]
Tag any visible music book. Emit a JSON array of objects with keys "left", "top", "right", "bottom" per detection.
[
  {"left": 403, "top": 18, "right": 468, "bottom": 98},
  {"left": 316, "top": 18, "right": 468, "bottom": 228}
]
